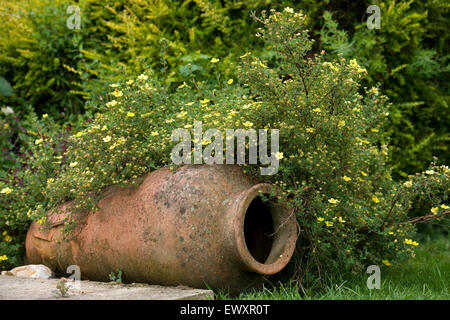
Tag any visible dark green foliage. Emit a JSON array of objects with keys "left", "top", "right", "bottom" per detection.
[
  {"left": 1, "top": 0, "right": 447, "bottom": 178},
  {"left": 0, "top": 0, "right": 89, "bottom": 118},
  {"left": 316, "top": 1, "right": 449, "bottom": 178}
]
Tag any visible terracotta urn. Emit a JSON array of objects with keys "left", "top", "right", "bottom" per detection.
[{"left": 25, "top": 165, "right": 298, "bottom": 293}]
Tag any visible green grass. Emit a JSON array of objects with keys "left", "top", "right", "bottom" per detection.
[{"left": 217, "top": 237, "right": 449, "bottom": 300}]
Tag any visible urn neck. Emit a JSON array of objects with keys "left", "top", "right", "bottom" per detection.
[{"left": 228, "top": 183, "right": 298, "bottom": 276}]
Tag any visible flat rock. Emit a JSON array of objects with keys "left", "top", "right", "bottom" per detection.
[
  {"left": 0, "top": 275, "right": 214, "bottom": 300},
  {"left": 1, "top": 264, "right": 53, "bottom": 279}
]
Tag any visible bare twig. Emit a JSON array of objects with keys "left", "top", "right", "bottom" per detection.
[
  {"left": 380, "top": 192, "right": 400, "bottom": 231},
  {"left": 397, "top": 210, "right": 450, "bottom": 226},
  {"left": 358, "top": 210, "right": 450, "bottom": 233}
]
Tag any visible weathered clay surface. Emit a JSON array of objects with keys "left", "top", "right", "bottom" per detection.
[{"left": 26, "top": 164, "right": 298, "bottom": 293}]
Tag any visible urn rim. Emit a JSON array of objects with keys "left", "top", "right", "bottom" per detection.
[{"left": 233, "top": 183, "right": 298, "bottom": 275}]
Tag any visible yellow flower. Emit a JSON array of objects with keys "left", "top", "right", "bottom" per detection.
[
  {"left": 275, "top": 152, "right": 284, "bottom": 160},
  {"left": 382, "top": 259, "right": 391, "bottom": 266},
  {"left": 325, "top": 221, "right": 333, "bottom": 227},
  {"left": 317, "top": 217, "right": 324, "bottom": 222},
  {"left": 177, "top": 111, "right": 187, "bottom": 118},
  {"left": 0, "top": 255, "right": 8, "bottom": 261},
  {"left": 361, "top": 171, "right": 368, "bottom": 177},
  {"left": 371, "top": 128, "right": 379, "bottom": 133},
  {"left": 312, "top": 108, "right": 321, "bottom": 113},
  {"left": 210, "top": 58, "right": 219, "bottom": 63},
  {"left": 103, "top": 136, "right": 112, "bottom": 143},
  {"left": 200, "top": 99, "right": 209, "bottom": 104},
  {"left": 441, "top": 204, "right": 449, "bottom": 210},
  {"left": 126, "top": 80, "right": 134, "bottom": 85},
  {"left": 404, "top": 239, "right": 419, "bottom": 246},
  {"left": 228, "top": 79, "right": 234, "bottom": 85},
  {"left": 3, "top": 123, "right": 8, "bottom": 129},
  {"left": 111, "top": 90, "right": 123, "bottom": 97},
  {"left": 69, "top": 162, "right": 78, "bottom": 168},
  {"left": 37, "top": 217, "right": 47, "bottom": 224},
  {"left": 372, "top": 196, "right": 380, "bottom": 203},
  {"left": 1, "top": 187, "right": 13, "bottom": 195},
  {"left": 404, "top": 238, "right": 419, "bottom": 246},
  {"left": 243, "top": 121, "right": 253, "bottom": 128},
  {"left": 343, "top": 176, "right": 351, "bottom": 182},
  {"left": 228, "top": 110, "right": 238, "bottom": 117},
  {"left": 106, "top": 100, "right": 118, "bottom": 107},
  {"left": 138, "top": 74, "right": 148, "bottom": 81},
  {"left": 328, "top": 198, "right": 340, "bottom": 204},
  {"left": 127, "top": 112, "right": 135, "bottom": 118},
  {"left": 403, "top": 181, "right": 413, "bottom": 188},
  {"left": 42, "top": 114, "right": 48, "bottom": 119},
  {"left": 259, "top": 61, "right": 267, "bottom": 68},
  {"left": 338, "top": 217, "right": 346, "bottom": 223},
  {"left": 151, "top": 131, "right": 159, "bottom": 136},
  {"left": 109, "top": 83, "right": 119, "bottom": 88},
  {"left": 388, "top": 231, "right": 394, "bottom": 235},
  {"left": 35, "top": 138, "right": 43, "bottom": 145},
  {"left": 338, "top": 120, "right": 346, "bottom": 127},
  {"left": 178, "top": 82, "right": 187, "bottom": 89},
  {"left": 3, "top": 231, "right": 11, "bottom": 242},
  {"left": 284, "top": 7, "right": 294, "bottom": 13},
  {"left": 430, "top": 207, "right": 439, "bottom": 215},
  {"left": 306, "top": 128, "right": 314, "bottom": 133}
]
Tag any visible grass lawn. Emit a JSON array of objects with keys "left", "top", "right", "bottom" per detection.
[{"left": 217, "top": 236, "right": 449, "bottom": 300}]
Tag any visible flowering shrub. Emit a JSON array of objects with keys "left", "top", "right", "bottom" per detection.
[
  {"left": 234, "top": 10, "right": 449, "bottom": 282},
  {"left": 0, "top": 110, "right": 71, "bottom": 269},
  {"left": 1, "top": 9, "right": 448, "bottom": 286}
]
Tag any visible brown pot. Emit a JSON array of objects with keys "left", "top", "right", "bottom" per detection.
[{"left": 25, "top": 165, "right": 298, "bottom": 293}]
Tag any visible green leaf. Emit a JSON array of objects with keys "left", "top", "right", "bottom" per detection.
[{"left": 0, "top": 77, "right": 13, "bottom": 96}]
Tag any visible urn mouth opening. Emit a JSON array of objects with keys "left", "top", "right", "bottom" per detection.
[
  {"left": 244, "top": 196, "right": 274, "bottom": 264},
  {"left": 235, "top": 184, "right": 298, "bottom": 276}
]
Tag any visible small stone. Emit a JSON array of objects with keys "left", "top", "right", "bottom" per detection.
[{"left": 6, "top": 264, "right": 54, "bottom": 279}]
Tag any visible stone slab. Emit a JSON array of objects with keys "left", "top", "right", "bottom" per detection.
[{"left": 0, "top": 275, "right": 214, "bottom": 300}]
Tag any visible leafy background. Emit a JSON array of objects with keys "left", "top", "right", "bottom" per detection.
[{"left": 1, "top": 0, "right": 447, "bottom": 176}]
